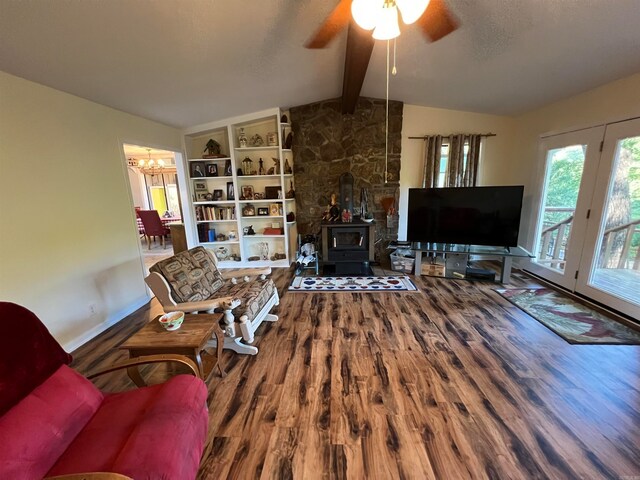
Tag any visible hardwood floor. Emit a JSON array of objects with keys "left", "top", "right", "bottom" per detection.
[{"left": 71, "top": 268, "right": 640, "bottom": 479}]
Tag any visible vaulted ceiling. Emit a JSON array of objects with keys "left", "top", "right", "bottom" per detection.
[{"left": 1, "top": 0, "right": 639, "bottom": 128}]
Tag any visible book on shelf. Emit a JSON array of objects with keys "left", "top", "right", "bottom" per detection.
[
  {"left": 194, "top": 205, "right": 236, "bottom": 221},
  {"left": 197, "top": 223, "right": 208, "bottom": 243}
]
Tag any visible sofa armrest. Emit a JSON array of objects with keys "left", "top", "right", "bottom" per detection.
[
  {"left": 45, "top": 473, "right": 133, "bottom": 480},
  {"left": 219, "top": 267, "right": 272, "bottom": 280},
  {"left": 86, "top": 354, "right": 202, "bottom": 382},
  {"left": 161, "top": 296, "right": 239, "bottom": 314}
]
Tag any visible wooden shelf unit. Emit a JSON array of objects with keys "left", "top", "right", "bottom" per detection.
[{"left": 182, "top": 108, "right": 296, "bottom": 268}]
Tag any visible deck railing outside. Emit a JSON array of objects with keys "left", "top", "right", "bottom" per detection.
[
  {"left": 600, "top": 219, "right": 640, "bottom": 270},
  {"left": 537, "top": 207, "right": 640, "bottom": 272},
  {"left": 537, "top": 207, "right": 574, "bottom": 270}
]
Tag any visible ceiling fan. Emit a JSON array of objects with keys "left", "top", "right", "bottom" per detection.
[{"left": 305, "top": 0, "right": 459, "bottom": 113}]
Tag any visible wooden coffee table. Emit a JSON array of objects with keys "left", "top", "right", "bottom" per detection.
[{"left": 120, "top": 313, "right": 225, "bottom": 386}]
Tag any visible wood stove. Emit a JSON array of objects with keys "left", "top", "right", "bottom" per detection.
[{"left": 321, "top": 220, "right": 375, "bottom": 274}]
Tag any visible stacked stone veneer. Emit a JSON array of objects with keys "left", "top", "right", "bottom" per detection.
[{"left": 290, "top": 97, "right": 403, "bottom": 262}]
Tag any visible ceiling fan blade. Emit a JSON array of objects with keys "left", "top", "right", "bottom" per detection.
[
  {"left": 417, "top": 0, "right": 459, "bottom": 42},
  {"left": 341, "top": 22, "right": 375, "bottom": 114},
  {"left": 305, "top": 0, "right": 353, "bottom": 48}
]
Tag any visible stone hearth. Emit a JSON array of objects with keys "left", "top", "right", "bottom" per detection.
[{"left": 290, "top": 97, "right": 403, "bottom": 261}]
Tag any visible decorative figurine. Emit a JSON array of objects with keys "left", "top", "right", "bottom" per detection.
[
  {"left": 272, "top": 157, "right": 280, "bottom": 174},
  {"left": 246, "top": 225, "right": 256, "bottom": 235},
  {"left": 238, "top": 127, "right": 248, "bottom": 148},
  {"left": 280, "top": 114, "right": 288, "bottom": 123},
  {"left": 250, "top": 134, "right": 264, "bottom": 146},
  {"left": 258, "top": 158, "right": 265, "bottom": 175},
  {"left": 323, "top": 193, "right": 341, "bottom": 222},
  {"left": 341, "top": 209, "right": 352, "bottom": 223},
  {"left": 284, "top": 158, "right": 293, "bottom": 174},
  {"left": 284, "top": 131, "right": 293, "bottom": 149},
  {"left": 203, "top": 138, "right": 222, "bottom": 157},
  {"left": 242, "top": 157, "right": 253, "bottom": 176},
  {"left": 286, "top": 181, "right": 295, "bottom": 199}
]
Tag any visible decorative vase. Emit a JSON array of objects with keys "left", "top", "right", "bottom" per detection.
[
  {"left": 238, "top": 128, "right": 247, "bottom": 148},
  {"left": 258, "top": 242, "right": 269, "bottom": 261}
]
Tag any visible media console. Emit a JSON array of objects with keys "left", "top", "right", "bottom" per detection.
[{"left": 410, "top": 243, "right": 533, "bottom": 284}]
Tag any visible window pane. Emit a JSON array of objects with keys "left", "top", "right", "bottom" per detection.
[
  {"left": 589, "top": 136, "right": 640, "bottom": 304},
  {"left": 536, "top": 145, "right": 586, "bottom": 272}
]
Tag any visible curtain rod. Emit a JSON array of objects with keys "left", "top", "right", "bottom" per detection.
[{"left": 408, "top": 133, "right": 497, "bottom": 140}]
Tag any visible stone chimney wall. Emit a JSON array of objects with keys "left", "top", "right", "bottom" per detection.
[{"left": 290, "top": 97, "right": 403, "bottom": 262}]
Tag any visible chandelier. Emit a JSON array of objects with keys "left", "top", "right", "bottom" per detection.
[
  {"left": 351, "top": 0, "right": 429, "bottom": 40},
  {"left": 137, "top": 148, "right": 165, "bottom": 175}
]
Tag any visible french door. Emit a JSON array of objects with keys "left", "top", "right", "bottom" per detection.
[{"left": 529, "top": 119, "right": 640, "bottom": 319}]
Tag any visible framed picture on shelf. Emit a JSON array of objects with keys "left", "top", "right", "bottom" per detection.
[
  {"left": 213, "top": 189, "right": 223, "bottom": 200},
  {"left": 269, "top": 203, "right": 280, "bottom": 216},
  {"left": 265, "top": 186, "right": 281, "bottom": 199},
  {"left": 194, "top": 181, "right": 207, "bottom": 191},
  {"left": 224, "top": 159, "right": 233, "bottom": 176},
  {"left": 195, "top": 191, "right": 209, "bottom": 201},
  {"left": 190, "top": 161, "right": 206, "bottom": 178},
  {"left": 206, "top": 163, "right": 218, "bottom": 177},
  {"left": 242, "top": 185, "right": 254, "bottom": 200},
  {"left": 227, "top": 182, "right": 235, "bottom": 200},
  {"left": 242, "top": 204, "right": 256, "bottom": 217},
  {"left": 257, "top": 207, "right": 269, "bottom": 216}
]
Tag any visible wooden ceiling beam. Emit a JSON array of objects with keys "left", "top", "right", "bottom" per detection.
[{"left": 341, "top": 22, "right": 375, "bottom": 114}]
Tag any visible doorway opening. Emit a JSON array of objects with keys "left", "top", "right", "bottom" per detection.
[{"left": 123, "top": 143, "right": 183, "bottom": 273}]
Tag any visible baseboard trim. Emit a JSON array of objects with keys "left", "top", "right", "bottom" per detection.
[{"left": 63, "top": 296, "right": 150, "bottom": 353}]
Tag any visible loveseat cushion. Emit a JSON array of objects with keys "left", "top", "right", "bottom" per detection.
[
  {"left": 150, "top": 246, "right": 224, "bottom": 303},
  {"left": 0, "top": 302, "right": 72, "bottom": 417},
  {"left": 0, "top": 365, "right": 103, "bottom": 480},
  {"left": 215, "top": 278, "right": 276, "bottom": 322},
  {"left": 47, "top": 374, "right": 208, "bottom": 480}
]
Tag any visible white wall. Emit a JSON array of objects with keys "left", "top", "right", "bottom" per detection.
[
  {"left": 512, "top": 73, "right": 640, "bottom": 252},
  {"left": 0, "top": 71, "right": 182, "bottom": 350},
  {"left": 398, "top": 105, "right": 517, "bottom": 239}
]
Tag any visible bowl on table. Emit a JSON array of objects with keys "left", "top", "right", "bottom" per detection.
[{"left": 158, "top": 311, "right": 185, "bottom": 331}]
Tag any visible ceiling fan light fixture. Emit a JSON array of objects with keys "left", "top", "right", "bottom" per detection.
[
  {"left": 351, "top": 0, "right": 381, "bottom": 30},
  {"left": 395, "top": 0, "right": 430, "bottom": 25},
  {"left": 372, "top": 4, "right": 400, "bottom": 40}
]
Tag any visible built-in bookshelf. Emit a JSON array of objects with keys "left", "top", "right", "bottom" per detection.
[{"left": 181, "top": 108, "right": 296, "bottom": 268}]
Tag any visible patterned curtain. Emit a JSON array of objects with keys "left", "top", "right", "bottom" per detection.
[
  {"left": 421, "top": 135, "right": 443, "bottom": 188},
  {"left": 446, "top": 134, "right": 482, "bottom": 187}
]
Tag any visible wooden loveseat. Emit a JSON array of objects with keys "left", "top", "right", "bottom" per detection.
[{"left": 145, "top": 246, "right": 279, "bottom": 355}]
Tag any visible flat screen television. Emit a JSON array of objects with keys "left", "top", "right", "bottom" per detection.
[{"left": 407, "top": 186, "right": 524, "bottom": 247}]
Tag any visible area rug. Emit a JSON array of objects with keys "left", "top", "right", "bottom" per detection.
[
  {"left": 494, "top": 288, "right": 640, "bottom": 345},
  {"left": 289, "top": 275, "right": 418, "bottom": 292}
]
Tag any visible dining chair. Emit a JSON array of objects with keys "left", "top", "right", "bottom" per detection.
[{"left": 137, "top": 210, "right": 170, "bottom": 249}]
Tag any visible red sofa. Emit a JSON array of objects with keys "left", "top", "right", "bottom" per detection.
[{"left": 0, "top": 302, "right": 209, "bottom": 480}]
